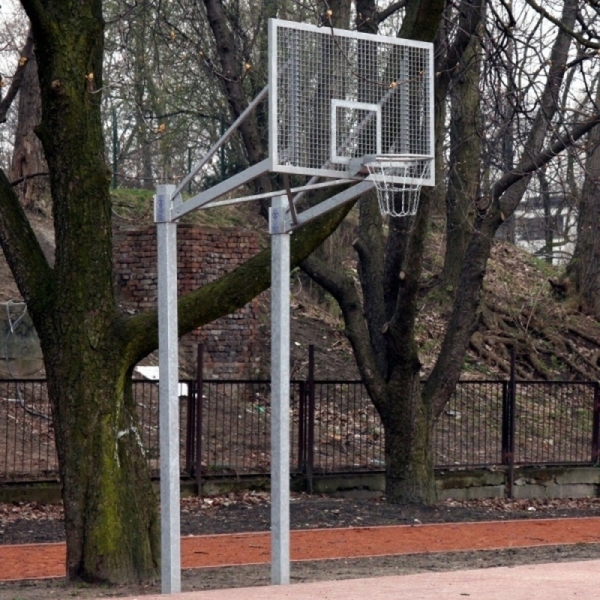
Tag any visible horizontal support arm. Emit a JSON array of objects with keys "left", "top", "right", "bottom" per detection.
[
  {"left": 171, "top": 159, "right": 271, "bottom": 220},
  {"left": 200, "top": 179, "right": 351, "bottom": 209},
  {"left": 290, "top": 180, "right": 374, "bottom": 231}
]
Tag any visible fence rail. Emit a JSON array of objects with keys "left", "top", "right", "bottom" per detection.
[{"left": 1, "top": 377, "right": 598, "bottom": 482}]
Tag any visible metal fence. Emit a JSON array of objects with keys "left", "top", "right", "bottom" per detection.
[
  {"left": 0, "top": 380, "right": 55, "bottom": 480},
  {"left": 1, "top": 377, "right": 598, "bottom": 482},
  {"left": 434, "top": 380, "right": 600, "bottom": 468}
]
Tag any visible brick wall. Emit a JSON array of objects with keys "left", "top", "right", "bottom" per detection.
[{"left": 113, "top": 224, "right": 263, "bottom": 378}]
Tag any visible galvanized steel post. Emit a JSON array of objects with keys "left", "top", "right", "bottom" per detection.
[
  {"left": 269, "top": 195, "right": 290, "bottom": 585},
  {"left": 155, "top": 184, "right": 182, "bottom": 594}
]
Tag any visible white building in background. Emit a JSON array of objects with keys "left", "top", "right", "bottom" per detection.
[{"left": 512, "top": 193, "right": 578, "bottom": 265}]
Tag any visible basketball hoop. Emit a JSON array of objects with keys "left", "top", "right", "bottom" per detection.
[{"left": 365, "top": 155, "right": 431, "bottom": 218}]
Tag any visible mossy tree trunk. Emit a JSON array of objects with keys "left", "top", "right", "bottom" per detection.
[
  {"left": 382, "top": 375, "right": 435, "bottom": 503},
  {"left": 47, "top": 359, "right": 160, "bottom": 581},
  {"left": 0, "top": 0, "right": 356, "bottom": 583},
  {"left": 6, "top": 0, "right": 161, "bottom": 582}
]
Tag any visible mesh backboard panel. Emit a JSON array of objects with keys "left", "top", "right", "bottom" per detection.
[{"left": 268, "top": 19, "right": 434, "bottom": 185}]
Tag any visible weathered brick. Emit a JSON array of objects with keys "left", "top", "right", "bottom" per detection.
[{"left": 113, "top": 223, "right": 261, "bottom": 378}]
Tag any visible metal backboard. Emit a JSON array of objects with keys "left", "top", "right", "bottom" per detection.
[{"left": 268, "top": 19, "right": 435, "bottom": 185}]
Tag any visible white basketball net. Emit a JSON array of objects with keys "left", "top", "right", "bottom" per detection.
[{"left": 365, "top": 156, "right": 430, "bottom": 218}]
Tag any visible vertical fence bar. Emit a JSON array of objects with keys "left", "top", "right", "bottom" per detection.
[
  {"left": 32, "top": 383, "right": 39, "bottom": 475},
  {"left": 226, "top": 382, "right": 232, "bottom": 469},
  {"left": 592, "top": 382, "right": 600, "bottom": 465},
  {"left": 329, "top": 383, "right": 336, "bottom": 472},
  {"left": 20, "top": 383, "right": 27, "bottom": 474},
  {"left": 550, "top": 384, "right": 555, "bottom": 462},
  {"left": 223, "top": 381, "right": 228, "bottom": 470},
  {"left": 232, "top": 381, "right": 238, "bottom": 469},
  {"left": 539, "top": 384, "right": 546, "bottom": 462},
  {"left": 570, "top": 384, "right": 576, "bottom": 462},
  {"left": 251, "top": 382, "right": 258, "bottom": 473},
  {"left": 185, "top": 386, "right": 195, "bottom": 476},
  {"left": 1, "top": 383, "right": 6, "bottom": 478},
  {"left": 501, "top": 380, "right": 509, "bottom": 466},
  {"left": 10, "top": 382, "right": 16, "bottom": 475},
  {"left": 307, "top": 345, "right": 315, "bottom": 494},
  {"left": 206, "top": 382, "right": 213, "bottom": 471},
  {"left": 298, "top": 381, "right": 306, "bottom": 472},
  {"left": 507, "top": 348, "right": 516, "bottom": 498},
  {"left": 196, "top": 344, "right": 204, "bottom": 494},
  {"left": 555, "top": 384, "right": 562, "bottom": 463},
  {"left": 351, "top": 383, "right": 358, "bottom": 470}
]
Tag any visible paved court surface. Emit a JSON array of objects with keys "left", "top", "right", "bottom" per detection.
[{"left": 106, "top": 559, "right": 600, "bottom": 599}]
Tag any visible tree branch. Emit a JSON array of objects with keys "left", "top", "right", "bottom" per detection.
[
  {"left": 301, "top": 251, "right": 389, "bottom": 413},
  {"left": 436, "top": 0, "right": 484, "bottom": 93},
  {"left": 523, "top": 0, "right": 600, "bottom": 50},
  {"left": 0, "top": 29, "right": 35, "bottom": 124},
  {"left": 202, "top": 0, "right": 266, "bottom": 167},
  {"left": 0, "top": 169, "right": 54, "bottom": 315},
  {"left": 11, "top": 172, "right": 49, "bottom": 187},
  {"left": 19, "top": 0, "right": 52, "bottom": 41},
  {"left": 375, "top": 0, "right": 408, "bottom": 25},
  {"left": 492, "top": 110, "right": 600, "bottom": 203},
  {"left": 399, "top": 0, "right": 446, "bottom": 41},
  {"left": 122, "top": 201, "right": 356, "bottom": 366}
]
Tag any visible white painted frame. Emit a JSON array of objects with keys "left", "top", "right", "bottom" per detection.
[
  {"left": 330, "top": 100, "right": 382, "bottom": 165},
  {"left": 268, "top": 18, "right": 435, "bottom": 186}
]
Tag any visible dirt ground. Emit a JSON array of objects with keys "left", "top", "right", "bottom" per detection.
[{"left": 1, "top": 495, "right": 600, "bottom": 599}]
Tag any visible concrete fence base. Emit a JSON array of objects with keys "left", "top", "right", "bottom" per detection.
[
  {"left": 308, "top": 466, "right": 600, "bottom": 501},
  {"left": 2, "top": 465, "right": 598, "bottom": 504}
]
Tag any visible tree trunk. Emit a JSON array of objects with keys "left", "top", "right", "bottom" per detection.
[
  {"left": 441, "top": 33, "right": 480, "bottom": 289},
  {"left": 566, "top": 81, "right": 600, "bottom": 316},
  {"left": 47, "top": 356, "right": 159, "bottom": 581},
  {"left": 133, "top": 5, "right": 155, "bottom": 189},
  {"left": 382, "top": 372, "right": 435, "bottom": 504},
  {"left": 14, "top": 0, "right": 161, "bottom": 582},
  {"left": 539, "top": 169, "right": 555, "bottom": 264},
  {"left": 202, "top": 0, "right": 271, "bottom": 198},
  {"left": 10, "top": 52, "right": 50, "bottom": 213}
]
